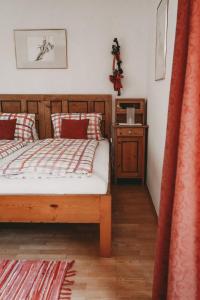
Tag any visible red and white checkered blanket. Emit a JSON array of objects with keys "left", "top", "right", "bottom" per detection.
[
  {"left": 0, "top": 140, "right": 28, "bottom": 159},
  {"left": 0, "top": 139, "right": 98, "bottom": 177}
]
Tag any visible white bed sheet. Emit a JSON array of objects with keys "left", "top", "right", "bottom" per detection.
[{"left": 0, "top": 140, "right": 109, "bottom": 195}]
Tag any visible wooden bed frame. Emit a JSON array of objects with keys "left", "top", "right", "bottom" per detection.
[{"left": 0, "top": 94, "right": 112, "bottom": 257}]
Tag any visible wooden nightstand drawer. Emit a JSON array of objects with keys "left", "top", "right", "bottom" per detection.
[{"left": 117, "top": 127, "right": 143, "bottom": 137}]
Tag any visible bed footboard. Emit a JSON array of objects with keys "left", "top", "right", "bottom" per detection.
[{"left": 0, "top": 193, "right": 112, "bottom": 257}]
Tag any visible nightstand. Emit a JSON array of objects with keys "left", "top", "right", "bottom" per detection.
[
  {"left": 112, "top": 98, "right": 148, "bottom": 183},
  {"left": 112, "top": 124, "right": 148, "bottom": 183}
]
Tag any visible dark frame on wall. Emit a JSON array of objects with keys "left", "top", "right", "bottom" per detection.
[{"left": 155, "top": 0, "right": 169, "bottom": 81}]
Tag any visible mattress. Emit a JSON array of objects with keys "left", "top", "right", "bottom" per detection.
[{"left": 0, "top": 139, "right": 109, "bottom": 195}]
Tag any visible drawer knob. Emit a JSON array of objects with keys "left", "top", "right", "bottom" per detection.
[{"left": 128, "top": 130, "right": 132, "bottom": 134}]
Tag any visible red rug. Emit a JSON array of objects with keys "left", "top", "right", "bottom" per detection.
[{"left": 0, "top": 260, "right": 76, "bottom": 300}]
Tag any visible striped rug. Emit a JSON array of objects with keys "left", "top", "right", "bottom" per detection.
[{"left": 0, "top": 260, "right": 76, "bottom": 300}]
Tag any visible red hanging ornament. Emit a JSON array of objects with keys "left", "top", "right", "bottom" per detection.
[{"left": 109, "top": 38, "right": 123, "bottom": 96}]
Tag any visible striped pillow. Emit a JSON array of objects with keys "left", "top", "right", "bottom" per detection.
[
  {"left": 51, "top": 113, "right": 103, "bottom": 140},
  {"left": 0, "top": 113, "right": 38, "bottom": 142}
]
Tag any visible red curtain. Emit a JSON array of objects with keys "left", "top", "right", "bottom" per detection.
[{"left": 152, "top": 0, "right": 200, "bottom": 299}]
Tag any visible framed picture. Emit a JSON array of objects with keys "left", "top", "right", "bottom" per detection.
[
  {"left": 14, "top": 29, "right": 67, "bottom": 69},
  {"left": 155, "top": 0, "right": 168, "bottom": 80}
]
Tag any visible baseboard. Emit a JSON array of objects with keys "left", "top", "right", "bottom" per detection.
[{"left": 146, "top": 185, "right": 158, "bottom": 223}]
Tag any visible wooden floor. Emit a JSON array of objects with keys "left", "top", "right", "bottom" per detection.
[{"left": 0, "top": 183, "right": 157, "bottom": 300}]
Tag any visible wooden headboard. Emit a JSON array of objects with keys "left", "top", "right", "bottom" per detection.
[{"left": 0, "top": 94, "right": 112, "bottom": 139}]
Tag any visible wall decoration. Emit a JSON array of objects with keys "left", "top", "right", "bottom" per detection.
[
  {"left": 109, "top": 38, "right": 123, "bottom": 96},
  {"left": 14, "top": 29, "right": 67, "bottom": 69},
  {"left": 155, "top": 0, "right": 168, "bottom": 80}
]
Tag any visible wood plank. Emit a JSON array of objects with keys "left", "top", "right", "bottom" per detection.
[
  {"left": 0, "top": 195, "right": 101, "bottom": 223},
  {"left": 100, "top": 195, "right": 112, "bottom": 257}
]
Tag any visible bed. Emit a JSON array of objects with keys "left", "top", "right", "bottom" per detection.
[{"left": 0, "top": 94, "right": 112, "bottom": 257}]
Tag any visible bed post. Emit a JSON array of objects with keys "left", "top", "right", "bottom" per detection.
[{"left": 100, "top": 194, "right": 112, "bottom": 257}]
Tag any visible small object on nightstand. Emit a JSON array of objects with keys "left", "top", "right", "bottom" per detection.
[
  {"left": 126, "top": 107, "right": 135, "bottom": 124},
  {"left": 112, "top": 98, "right": 148, "bottom": 184}
]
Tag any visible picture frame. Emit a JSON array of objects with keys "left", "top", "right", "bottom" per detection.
[
  {"left": 155, "top": 0, "right": 168, "bottom": 81},
  {"left": 14, "top": 29, "right": 67, "bottom": 69}
]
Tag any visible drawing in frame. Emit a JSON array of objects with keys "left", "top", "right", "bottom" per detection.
[
  {"left": 14, "top": 29, "right": 67, "bottom": 69},
  {"left": 155, "top": 0, "right": 168, "bottom": 80}
]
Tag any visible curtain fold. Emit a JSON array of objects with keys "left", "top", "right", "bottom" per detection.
[{"left": 152, "top": 0, "right": 200, "bottom": 299}]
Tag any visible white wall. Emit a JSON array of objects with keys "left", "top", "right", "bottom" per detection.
[
  {"left": 146, "top": 0, "right": 178, "bottom": 214},
  {"left": 0, "top": 0, "right": 151, "bottom": 96}
]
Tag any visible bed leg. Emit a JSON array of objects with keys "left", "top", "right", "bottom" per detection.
[{"left": 100, "top": 195, "right": 112, "bottom": 257}]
